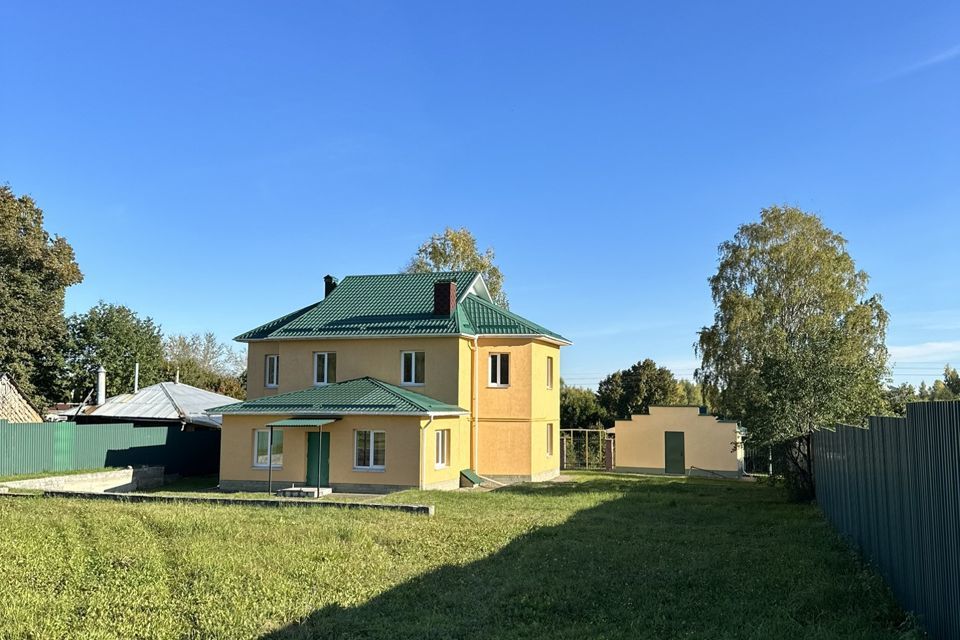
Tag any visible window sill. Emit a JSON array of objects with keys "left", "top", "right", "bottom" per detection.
[
  {"left": 487, "top": 384, "right": 510, "bottom": 389},
  {"left": 400, "top": 382, "right": 425, "bottom": 387},
  {"left": 434, "top": 464, "right": 448, "bottom": 470},
  {"left": 313, "top": 382, "right": 330, "bottom": 387},
  {"left": 253, "top": 465, "right": 283, "bottom": 470},
  {"left": 264, "top": 385, "right": 279, "bottom": 390},
  {"left": 352, "top": 467, "right": 386, "bottom": 473}
]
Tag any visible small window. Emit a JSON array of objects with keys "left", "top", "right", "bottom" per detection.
[
  {"left": 264, "top": 354, "right": 279, "bottom": 388},
  {"left": 435, "top": 429, "right": 450, "bottom": 468},
  {"left": 546, "top": 423, "right": 554, "bottom": 457},
  {"left": 314, "top": 352, "right": 337, "bottom": 385},
  {"left": 355, "top": 429, "right": 386, "bottom": 470},
  {"left": 489, "top": 353, "right": 510, "bottom": 387},
  {"left": 401, "top": 351, "right": 425, "bottom": 385},
  {"left": 253, "top": 429, "right": 283, "bottom": 467},
  {"left": 547, "top": 356, "right": 554, "bottom": 389}
]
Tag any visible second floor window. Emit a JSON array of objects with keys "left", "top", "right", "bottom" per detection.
[
  {"left": 401, "top": 351, "right": 425, "bottom": 385},
  {"left": 547, "top": 356, "right": 554, "bottom": 389},
  {"left": 264, "top": 354, "right": 279, "bottom": 388},
  {"left": 489, "top": 353, "right": 510, "bottom": 387},
  {"left": 314, "top": 352, "right": 336, "bottom": 385}
]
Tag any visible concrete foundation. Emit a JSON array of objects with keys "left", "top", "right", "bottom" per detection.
[
  {"left": 614, "top": 466, "right": 741, "bottom": 479},
  {"left": 1, "top": 466, "right": 165, "bottom": 493}
]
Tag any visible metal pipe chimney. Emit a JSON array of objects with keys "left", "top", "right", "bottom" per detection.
[
  {"left": 96, "top": 366, "right": 107, "bottom": 406},
  {"left": 133, "top": 362, "right": 140, "bottom": 393}
]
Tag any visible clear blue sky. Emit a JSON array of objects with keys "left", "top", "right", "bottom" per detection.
[{"left": 2, "top": 1, "right": 958, "bottom": 388}]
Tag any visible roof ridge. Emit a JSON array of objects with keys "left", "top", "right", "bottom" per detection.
[
  {"left": 463, "top": 293, "right": 541, "bottom": 330},
  {"left": 158, "top": 382, "right": 187, "bottom": 419},
  {"left": 340, "top": 270, "right": 478, "bottom": 280},
  {"left": 363, "top": 377, "right": 431, "bottom": 412},
  {"left": 234, "top": 299, "right": 325, "bottom": 341}
]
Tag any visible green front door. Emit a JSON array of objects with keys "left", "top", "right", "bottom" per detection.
[
  {"left": 306, "top": 431, "right": 330, "bottom": 487},
  {"left": 664, "top": 431, "right": 685, "bottom": 475}
]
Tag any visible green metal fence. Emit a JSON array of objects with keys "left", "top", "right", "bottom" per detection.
[
  {"left": 813, "top": 401, "right": 960, "bottom": 639},
  {"left": 0, "top": 421, "right": 220, "bottom": 477}
]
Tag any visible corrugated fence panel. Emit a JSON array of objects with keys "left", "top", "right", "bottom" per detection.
[
  {"left": 814, "top": 401, "right": 960, "bottom": 639},
  {"left": 0, "top": 422, "right": 57, "bottom": 475},
  {"left": 0, "top": 421, "right": 220, "bottom": 477}
]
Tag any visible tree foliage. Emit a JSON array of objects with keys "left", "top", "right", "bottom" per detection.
[
  {"left": 0, "top": 185, "right": 83, "bottom": 404},
  {"left": 164, "top": 332, "right": 246, "bottom": 399},
  {"left": 597, "top": 359, "right": 678, "bottom": 423},
  {"left": 65, "top": 302, "right": 166, "bottom": 399},
  {"left": 884, "top": 365, "right": 960, "bottom": 415},
  {"left": 696, "top": 206, "right": 889, "bottom": 500},
  {"left": 404, "top": 227, "right": 508, "bottom": 307},
  {"left": 560, "top": 379, "right": 605, "bottom": 428}
]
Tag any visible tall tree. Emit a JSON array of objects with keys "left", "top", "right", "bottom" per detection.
[
  {"left": 597, "top": 359, "right": 677, "bottom": 423},
  {"left": 65, "top": 302, "right": 166, "bottom": 399},
  {"left": 883, "top": 382, "right": 917, "bottom": 417},
  {"left": 0, "top": 185, "right": 83, "bottom": 404},
  {"left": 944, "top": 365, "right": 960, "bottom": 397},
  {"left": 404, "top": 227, "right": 508, "bottom": 307},
  {"left": 164, "top": 332, "right": 245, "bottom": 398},
  {"left": 696, "top": 206, "right": 889, "bottom": 500},
  {"left": 560, "top": 380, "right": 605, "bottom": 428},
  {"left": 671, "top": 379, "right": 706, "bottom": 407}
]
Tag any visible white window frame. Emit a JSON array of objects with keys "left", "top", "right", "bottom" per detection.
[
  {"left": 313, "top": 351, "right": 336, "bottom": 386},
  {"left": 488, "top": 353, "right": 510, "bottom": 387},
  {"left": 264, "top": 354, "right": 279, "bottom": 388},
  {"left": 547, "top": 356, "right": 554, "bottom": 390},
  {"left": 435, "top": 429, "right": 450, "bottom": 469},
  {"left": 546, "top": 423, "right": 554, "bottom": 457},
  {"left": 353, "top": 429, "right": 386, "bottom": 471},
  {"left": 400, "top": 351, "right": 425, "bottom": 386},
  {"left": 253, "top": 429, "right": 283, "bottom": 468}
]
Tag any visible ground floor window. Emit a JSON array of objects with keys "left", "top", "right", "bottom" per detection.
[
  {"left": 435, "top": 429, "right": 450, "bottom": 468},
  {"left": 547, "top": 423, "right": 554, "bottom": 456},
  {"left": 355, "top": 429, "right": 386, "bottom": 470},
  {"left": 254, "top": 429, "right": 283, "bottom": 467}
]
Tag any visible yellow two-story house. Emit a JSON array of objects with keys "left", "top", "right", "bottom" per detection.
[{"left": 211, "top": 271, "right": 571, "bottom": 493}]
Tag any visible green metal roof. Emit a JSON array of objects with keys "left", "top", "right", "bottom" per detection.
[
  {"left": 265, "top": 418, "right": 337, "bottom": 427},
  {"left": 235, "top": 271, "right": 570, "bottom": 344},
  {"left": 210, "top": 377, "right": 468, "bottom": 416}
]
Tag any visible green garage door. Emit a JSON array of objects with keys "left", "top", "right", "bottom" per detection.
[{"left": 664, "top": 431, "right": 685, "bottom": 475}]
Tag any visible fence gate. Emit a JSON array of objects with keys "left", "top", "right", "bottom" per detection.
[{"left": 560, "top": 428, "right": 614, "bottom": 470}]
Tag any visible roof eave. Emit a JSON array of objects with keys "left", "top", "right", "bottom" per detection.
[{"left": 216, "top": 409, "right": 468, "bottom": 417}]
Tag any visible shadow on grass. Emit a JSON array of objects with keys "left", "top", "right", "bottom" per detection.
[{"left": 259, "top": 477, "right": 911, "bottom": 640}]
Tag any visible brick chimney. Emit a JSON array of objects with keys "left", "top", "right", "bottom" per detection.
[
  {"left": 434, "top": 281, "right": 457, "bottom": 316},
  {"left": 324, "top": 275, "right": 338, "bottom": 298}
]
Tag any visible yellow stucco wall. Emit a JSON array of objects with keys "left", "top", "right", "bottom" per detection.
[
  {"left": 246, "top": 337, "right": 463, "bottom": 405},
  {"left": 220, "top": 413, "right": 470, "bottom": 490},
  {"left": 236, "top": 332, "right": 564, "bottom": 485},
  {"left": 220, "top": 414, "right": 310, "bottom": 486},
  {"left": 613, "top": 406, "right": 741, "bottom": 475}
]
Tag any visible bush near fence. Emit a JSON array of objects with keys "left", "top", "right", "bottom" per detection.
[
  {"left": 0, "top": 420, "right": 220, "bottom": 477},
  {"left": 813, "top": 401, "right": 960, "bottom": 640}
]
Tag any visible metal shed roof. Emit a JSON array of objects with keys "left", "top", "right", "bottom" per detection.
[{"left": 84, "top": 382, "right": 240, "bottom": 428}]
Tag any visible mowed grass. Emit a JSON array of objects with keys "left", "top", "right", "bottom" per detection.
[{"left": 0, "top": 473, "right": 920, "bottom": 640}]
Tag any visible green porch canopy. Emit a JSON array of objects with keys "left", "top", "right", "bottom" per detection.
[
  {"left": 209, "top": 377, "right": 468, "bottom": 417},
  {"left": 265, "top": 418, "right": 337, "bottom": 427}
]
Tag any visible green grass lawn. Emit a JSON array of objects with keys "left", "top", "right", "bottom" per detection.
[
  {"left": 0, "top": 472, "right": 920, "bottom": 639},
  {"left": 0, "top": 466, "right": 119, "bottom": 484}
]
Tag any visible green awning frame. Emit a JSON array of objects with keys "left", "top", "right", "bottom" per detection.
[{"left": 266, "top": 418, "right": 337, "bottom": 427}]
